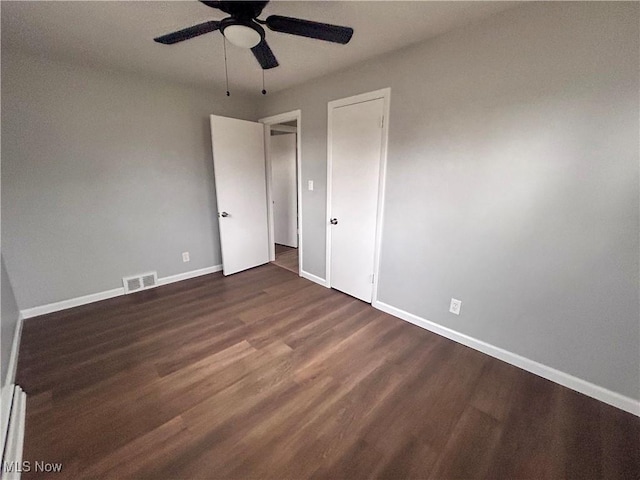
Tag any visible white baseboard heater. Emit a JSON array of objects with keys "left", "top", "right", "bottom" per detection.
[{"left": 1, "top": 386, "right": 27, "bottom": 480}]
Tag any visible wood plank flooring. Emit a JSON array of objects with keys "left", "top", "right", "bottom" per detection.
[
  {"left": 16, "top": 264, "right": 640, "bottom": 479},
  {"left": 273, "top": 244, "right": 298, "bottom": 274}
]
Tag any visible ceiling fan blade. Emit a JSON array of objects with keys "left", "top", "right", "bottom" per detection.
[
  {"left": 154, "top": 20, "right": 221, "bottom": 45},
  {"left": 251, "top": 40, "right": 279, "bottom": 69},
  {"left": 265, "top": 15, "right": 353, "bottom": 44}
]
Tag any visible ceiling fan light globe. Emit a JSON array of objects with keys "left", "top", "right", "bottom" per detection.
[{"left": 223, "top": 24, "right": 262, "bottom": 48}]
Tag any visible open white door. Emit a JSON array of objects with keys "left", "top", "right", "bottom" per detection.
[{"left": 210, "top": 115, "right": 269, "bottom": 275}]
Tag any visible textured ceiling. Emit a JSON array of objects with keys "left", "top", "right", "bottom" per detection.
[{"left": 1, "top": 1, "right": 517, "bottom": 95}]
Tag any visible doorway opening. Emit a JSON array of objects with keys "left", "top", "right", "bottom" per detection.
[
  {"left": 274, "top": 243, "right": 298, "bottom": 273},
  {"left": 260, "top": 111, "right": 302, "bottom": 276}
]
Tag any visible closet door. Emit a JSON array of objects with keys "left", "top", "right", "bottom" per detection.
[{"left": 328, "top": 96, "right": 386, "bottom": 302}]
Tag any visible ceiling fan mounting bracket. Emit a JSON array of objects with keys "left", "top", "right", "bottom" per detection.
[{"left": 202, "top": 1, "right": 269, "bottom": 20}]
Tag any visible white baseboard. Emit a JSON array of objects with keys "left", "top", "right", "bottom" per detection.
[
  {"left": 20, "top": 265, "right": 223, "bottom": 320},
  {"left": 0, "top": 315, "right": 24, "bottom": 460},
  {"left": 156, "top": 264, "right": 222, "bottom": 286},
  {"left": 300, "top": 270, "right": 330, "bottom": 288},
  {"left": 373, "top": 300, "right": 640, "bottom": 417},
  {"left": 21, "top": 287, "right": 124, "bottom": 319},
  {"left": 2, "top": 386, "right": 27, "bottom": 480}
]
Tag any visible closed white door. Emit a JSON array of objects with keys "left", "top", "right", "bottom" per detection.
[
  {"left": 328, "top": 97, "right": 385, "bottom": 302},
  {"left": 210, "top": 115, "right": 269, "bottom": 275},
  {"left": 271, "top": 133, "right": 298, "bottom": 248}
]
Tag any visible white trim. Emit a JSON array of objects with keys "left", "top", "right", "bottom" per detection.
[
  {"left": 373, "top": 300, "right": 640, "bottom": 417},
  {"left": 1, "top": 315, "right": 24, "bottom": 460},
  {"left": 258, "top": 110, "right": 302, "bottom": 127},
  {"left": 263, "top": 129, "right": 276, "bottom": 263},
  {"left": 326, "top": 88, "right": 391, "bottom": 302},
  {"left": 325, "top": 101, "right": 333, "bottom": 289},
  {"left": 20, "top": 264, "right": 223, "bottom": 319},
  {"left": 328, "top": 88, "right": 392, "bottom": 111},
  {"left": 156, "top": 264, "right": 222, "bottom": 286},
  {"left": 300, "top": 270, "right": 330, "bottom": 288},
  {"left": 2, "top": 386, "right": 26, "bottom": 480},
  {"left": 259, "top": 110, "right": 303, "bottom": 276},
  {"left": 21, "top": 287, "right": 124, "bottom": 319},
  {"left": 371, "top": 92, "right": 391, "bottom": 306}
]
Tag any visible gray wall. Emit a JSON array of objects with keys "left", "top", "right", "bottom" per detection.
[
  {"left": 1, "top": 51, "right": 259, "bottom": 309},
  {"left": 259, "top": 2, "right": 640, "bottom": 400},
  {"left": 1, "top": 256, "right": 20, "bottom": 388}
]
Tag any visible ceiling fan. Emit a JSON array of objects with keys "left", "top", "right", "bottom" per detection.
[{"left": 154, "top": 1, "right": 354, "bottom": 70}]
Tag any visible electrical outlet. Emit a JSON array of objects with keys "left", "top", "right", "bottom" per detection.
[
  {"left": 449, "top": 298, "right": 461, "bottom": 315},
  {"left": 182, "top": 252, "right": 190, "bottom": 263},
  {"left": 308, "top": 180, "right": 314, "bottom": 191}
]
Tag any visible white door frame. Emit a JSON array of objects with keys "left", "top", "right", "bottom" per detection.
[
  {"left": 259, "top": 110, "right": 302, "bottom": 276},
  {"left": 326, "top": 88, "right": 391, "bottom": 303}
]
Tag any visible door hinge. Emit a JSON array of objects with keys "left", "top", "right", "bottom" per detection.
[
  {"left": 371, "top": 274, "right": 375, "bottom": 284},
  {"left": 380, "top": 116, "right": 384, "bottom": 128}
]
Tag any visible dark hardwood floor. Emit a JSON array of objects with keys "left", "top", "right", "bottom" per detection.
[
  {"left": 273, "top": 244, "right": 298, "bottom": 274},
  {"left": 16, "top": 264, "right": 640, "bottom": 479}
]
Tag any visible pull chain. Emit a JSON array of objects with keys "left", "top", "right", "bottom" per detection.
[
  {"left": 262, "top": 69, "right": 266, "bottom": 95},
  {"left": 223, "top": 37, "right": 230, "bottom": 96}
]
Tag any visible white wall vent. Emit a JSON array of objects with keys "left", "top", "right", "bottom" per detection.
[{"left": 122, "top": 271, "right": 158, "bottom": 294}]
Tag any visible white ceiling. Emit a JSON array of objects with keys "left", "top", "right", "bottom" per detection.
[{"left": 1, "top": 1, "right": 517, "bottom": 95}]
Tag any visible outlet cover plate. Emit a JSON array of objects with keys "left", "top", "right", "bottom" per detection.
[
  {"left": 449, "top": 298, "right": 462, "bottom": 315},
  {"left": 182, "top": 252, "right": 190, "bottom": 263}
]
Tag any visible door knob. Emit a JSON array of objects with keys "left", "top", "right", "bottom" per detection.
[
  {"left": 330, "top": 218, "right": 338, "bottom": 225},
  {"left": 219, "top": 212, "right": 229, "bottom": 218}
]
